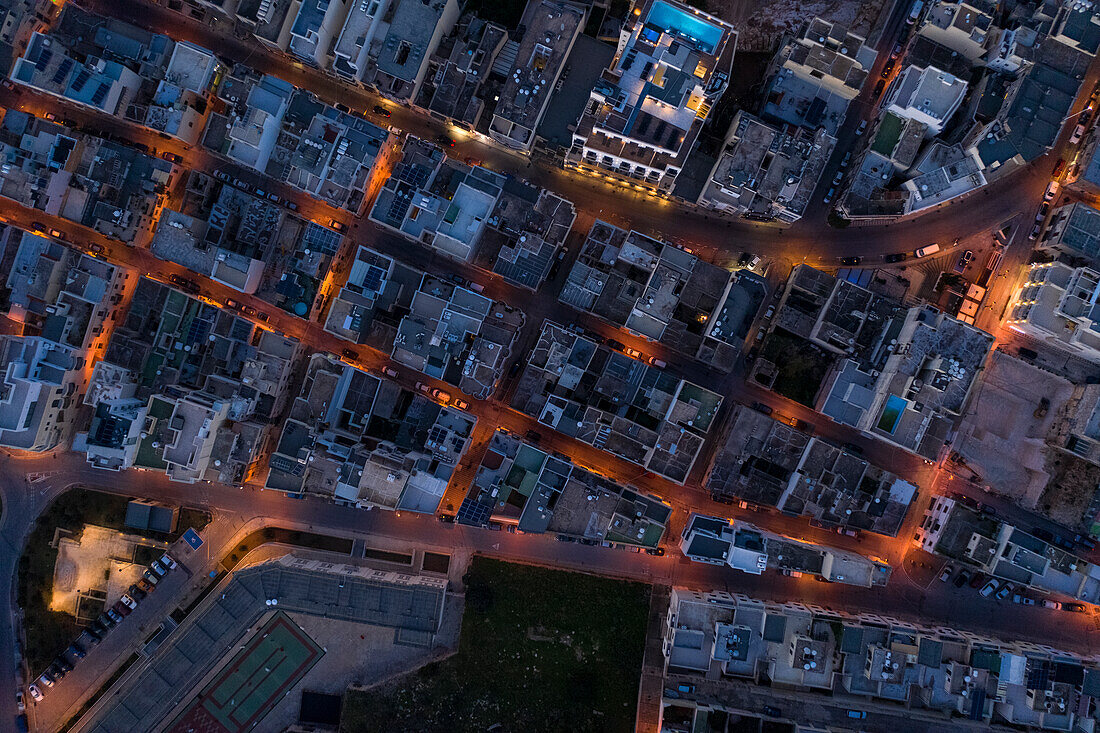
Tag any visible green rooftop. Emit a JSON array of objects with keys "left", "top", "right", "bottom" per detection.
[{"left": 872, "top": 113, "right": 903, "bottom": 157}]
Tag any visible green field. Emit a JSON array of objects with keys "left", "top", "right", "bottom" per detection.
[{"left": 341, "top": 558, "right": 651, "bottom": 733}]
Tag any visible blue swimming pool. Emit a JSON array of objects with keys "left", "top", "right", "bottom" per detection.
[
  {"left": 876, "top": 394, "right": 908, "bottom": 434},
  {"left": 645, "top": 0, "right": 723, "bottom": 54}
]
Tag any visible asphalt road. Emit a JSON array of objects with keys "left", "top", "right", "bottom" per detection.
[
  {"left": 0, "top": 0, "right": 1098, "bottom": 729},
  {"left": 7, "top": 455, "right": 1100, "bottom": 730}
]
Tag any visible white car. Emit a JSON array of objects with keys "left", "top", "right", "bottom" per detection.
[
  {"left": 856, "top": 120, "right": 868, "bottom": 135},
  {"left": 979, "top": 579, "right": 998, "bottom": 597},
  {"left": 1044, "top": 181, "right": 1060, "bottom": 201},
  {"left": 160, "top": 553, "right": 178, "bottom": 571},
  {"left": 120, "top": 594, "right": 138, "bottom": 611},
  {"left": 1071, "top": 123, "right": 1087, "bottom": 145},
  {"left": 16, "top": 691, "right": 25, "bottom": 711},
  {"left": 27, "top": 685, "right": 42, "bottom": 702}
]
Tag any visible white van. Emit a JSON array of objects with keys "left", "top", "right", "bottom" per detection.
[
  {"left": 914, "top": 243, "right": 940, "bottom": 258},
  {"left": 906, "top": 0, "right": 923, "bottom": 24}
]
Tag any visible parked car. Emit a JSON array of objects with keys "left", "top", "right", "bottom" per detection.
[
  {"left": 969, "top": 572, "right": 988, "bottom": 588},
  {"left": 1043, "top": 600, "right": 1063, "bottom": 610},
  {"left": 979, "top": 579, "right": 998, "bottom": 597},
  {"left": 106, "top": 608, "right": 124, "bottom": 623},
  {"left": 160, "top": 151, "right": 183, "bottom": 163},
  {"left": 1065, "top": 602, "right": 1087, "bottom": 612},
  {"left": 841, "top": 442, "right": 864, "bottom": 455},
  {"left": 1032, "top": 527, "right": 1055, "bottom": 542},
  {"left": 436, "top": 134, "right": 455, "bottom": 147},
  {"left": 15, "top": 691, "right": 25, "bottom": 712},
  {"left": 751, "top": 402, "right": 773, "bottom": 416},
  {"left": 451, "top": 398, "right": 469, "bottom": 410},
  {"left": 286, "top": 201, "right": 298, "bottom": 211},
  {"left": 150, "top": 560, "right": 167, "bottom": 577},
  {"left": 762, "top": 705, "right": 782, "bottom": 717},
  {"left": 840, "top": 151, "right": 852, "bottom": 169},
  {"left": 1045, "top": 181, "right": 1061, "bottom": 201},
  {"left": 847, "top": 710, "right": 867, "bottom": 720},
  {"left": 334, "top": 102, "right": 351, "bottom": 114},
  {"left": 128, "top": 584, "right": 146, "bottom": 601},
  {"left": 939, "top": 564, "right": 954, "bottom": 582},
  {"left": 383, "top": 366, "right": 398, "bottom": 378},
  {"left": 953, "top": 569, "right": 971, "bottom": 587},
  {"left": 27, "top": 685, "right": 42, "bottom": 702},
  {"left": 341, "top": 348, "right": 359, "bottom": 361},
  {"left": 954, "top": 250, "right": 973, "bottom": 273},
  {"left": 66, "top": 643, "right": 86, "bottom": 660},
  {"left": 37, "top": 673, "right": 54, "bottom": 689},
  {"left": 1071, "top": 123, "right": 1087, "bottom": 145},
  {"left": 648, "top": 356, "right": 667, "bottom": 368},
  {"left": 142, "top": 570, "right": 160, "bottom": 586},
  {"left": 112, "top": 600, "right": 132, "bottom": 617},
  {"left": 624, "top": 347, "right": 642, "bottom": 358},
  {"left": 137, "top": 578, "right": 155, "bottom": 594},
  {"left": 823, "top": 186, "right": 836, "bottom": 203},
  {"left": 996, "top": 583, "right": 1013, "bottom": 600},
  {"left": 1036, "top": 202, "right": 1051, "bottom": 222},
  {"left": 329, "top": 219, "right": 347, "bottom": 233},
  {"left": 167, "top": 274, "right": 200, "bottom": 294},
  {"left": 1013, "top": 593, "right": 1036, "bottom": 605},
  {"left": 872, "top": 79, "right": 886, "bottom": 98},
  {"left": 1054, "top": 158, "right": 1067, "bottom": 177},
  {"left": 856, "top": 120, "right": 868, "bottom": 135},
  {"left": 525, "top": 429, "right": 542, "bottom": 443},
  {"left": 1029, "top": 222, "right": 1043, "bottom": 240},
  {"left": 97, "top": 612, "right": 116, "bottom": 629},
  {"left": 372, "top": 105, "right": 390, "bottom": 117}
]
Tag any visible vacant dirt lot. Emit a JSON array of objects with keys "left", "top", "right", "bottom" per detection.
[{"left": 707, "top": 0, "right": 887, "bottom": 51}]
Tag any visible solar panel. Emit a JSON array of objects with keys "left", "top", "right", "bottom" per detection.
[
  {"left": 51, "top": 58, "right": 73, "bottom": 85},
  {"left": 70, "top": 68, "right": 90, "bottom": 93},
  {"left": 456, "top": 495, "right": 491, "bottom": 526},
  {"left": 34, "top": 49, "right": 53, "bottom": 71},
  {"left": 90, "top": 82, "right": 109, "bottom": 106},
  {"left": 362, "top": 265, "right": 384, "bottom": 292}
]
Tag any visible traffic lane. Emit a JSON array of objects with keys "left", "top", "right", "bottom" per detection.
[
  {"left": 20, "top": 461, "right": 1100, "bottom": 658},
  {"left": 28, "top": 564, "right": 190, "bottom": 731},
  {"left": 77, "top": 0, "right": 1052, "bottom": 263}
]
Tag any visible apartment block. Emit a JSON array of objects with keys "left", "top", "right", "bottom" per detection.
[
  {"left": 679, "top": 514, "right": 891, "bottom": 586},
  {"left": 361, "top": 0, "right": 460, "bottom": 103},
  {"left": 568, "top": 0, "right": 737, "bottom": 191},
  {"left": 915, "top": 496, "right": 1100, "bottom": 605},
  {"left": 558, "top": 220, "right": 738, "bottom": 368},
  {"left": 662, "top": 588, "right": 1100, "bottom": 731},
  {"left": 698, "top": 110, "right": 836, "bottom": 222},
  {"left": 488, "top": 0, "right": 585, "bottom": 151},
  {"left": 0, "top": 111, "right": 174, "bottom": 243},
  {"left": 455, "top": 428, "right": 671, "bottom": 546},
  {"left": 762, "top": 17, "right": 875, "bottom": 135},
  {"left": 264, "top": 353, "right": 475, "bottom": 512},
  {"left": 511, "top": 321, "right": 723, "bottom": 483},
  {"left": 1007, "top": 261, "right": 1100, "bottom": 363},
  {"left": 706, "top": 406, "right": 917, "bottom": 537}
]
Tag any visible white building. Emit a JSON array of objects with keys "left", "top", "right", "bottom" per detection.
[
  {"left": 886, "top": 65, "right": 967, "bottom": 135},
  {"left": 1008, "top": 261, "right": 1100, "bottom": 363}
]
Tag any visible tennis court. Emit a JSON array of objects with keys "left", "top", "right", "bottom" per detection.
[{"left": 166, "top": 611, "right": 324, "bottom": 733}]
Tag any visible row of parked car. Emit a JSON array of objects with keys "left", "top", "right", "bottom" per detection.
[
  {"left": 941, "top": 564, "right": 1086, "bottom": 611},
  {"left": 25, "top": 553, "right": 178, "bottom": 703}
]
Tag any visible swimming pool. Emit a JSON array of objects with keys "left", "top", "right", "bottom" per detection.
[
  {"left": 645, "top": 0, "right": 723, "bottom": 54},
  {"left": 876, "top": 394, "right": 908, "bottom": 434}
]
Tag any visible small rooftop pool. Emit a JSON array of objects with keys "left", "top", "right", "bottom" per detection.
[{"left": 645, "top": 0, "right": 723, "bottom": 54}]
